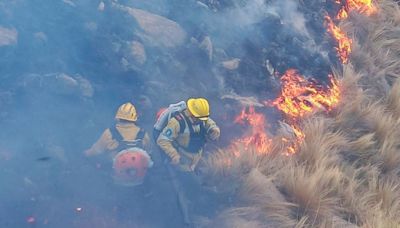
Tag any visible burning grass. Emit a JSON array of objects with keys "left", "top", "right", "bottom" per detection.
[
  {"left": 200, "top": 0, "right": 400, "bottom": 227},
  {"left": 266, "top": 69, "right": 340, "bottom": 119},
  {"left": 325, "top": 16, "right": 353, "bottom": 64},
  {"left": 336, "top": 0, "right": 377, "bottom": 20}
]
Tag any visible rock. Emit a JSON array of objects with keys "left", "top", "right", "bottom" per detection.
[
  {"left": 114, "top": 4, "right": 187, "bottom": 48},
  {"left": 129, "top": 41, "right": 146, "bottom": 65},
  {"left": 62, "top": 0, "right": 76, "bottom": 7},
  {"left": 196, "top": 1, "right": 209, "bottom": 10},
  {"left": 199, "top": 36, "right": 213, "bottom": 61},
  {"left": 120, "top": 57, "right": 129, "bottom": 68},
  {"left": 221, "top": 93, "right": 264, "bottom": 107},
  {"left": 33, "top": 32, "right": 47, "bottom": 42},
  {"left": 84, "top": 22, "right": 97, "bottom": 31},
  {"left": 277, "top": 121, "right": 299, "bottom": 139},
  {"left": 76, "top": 76, "right": 94, "bottom": 97},
  {"left": 190, "top": 37, "right": 199, "bottom": 45},
  {"left": 214, "top": 48, "right": 228, "bottom": 62},
  {"left": 22, "top": 73, "right": 94, "bottom": 98},
  {"left": 0, "top": 26, "right": 17, "bottom": 46},
  {"left": 264, "top": 59, "right": 275, "bottom": 76},
  {"left": 222, "top": 58, "right": 240, "bottom": 70},
  {"left": 111, "top": 41, "right": 122, "bottom": 53},
  {"left": 98, "top": 1, "right": 105, "bottom": 11},
  {"left": 46, "top": 144, "right": 68, "bottom": 163}
]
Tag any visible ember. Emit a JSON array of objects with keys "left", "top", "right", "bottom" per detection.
[{"left": 26, "top": 216, "right": 35, "bottom": 224}]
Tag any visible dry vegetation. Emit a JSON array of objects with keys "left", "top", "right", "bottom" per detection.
[{"left": 200, "top": 1, "right": 400, "bottom": 227}]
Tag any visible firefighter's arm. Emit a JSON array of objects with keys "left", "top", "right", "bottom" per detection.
[
  {"left": 84, "top": 129, "right": 118, "bottom": 156},
  {"left": 205, "top": 118, "right": 220, "bottom": 141},
  {"left": 156, "top": 118, "right": 181, "bottom": 164}
]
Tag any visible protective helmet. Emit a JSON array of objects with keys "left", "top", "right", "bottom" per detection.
[
  {"left": 112, "top": 148, "right": 153, "bottom": 186},
  {"left": 187, "top": 98, "right": 210, "bottom": 121},
  {"left": 115, "top": 102, "right": 137, "bottom": 121}
]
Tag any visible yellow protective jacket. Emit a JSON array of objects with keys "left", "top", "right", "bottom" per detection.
[
  {"left": 156, "top": 110, "right": 220, "bottom": 171},
  {"left": 85, "top": 121, "right": 150, "bottom": 158}
]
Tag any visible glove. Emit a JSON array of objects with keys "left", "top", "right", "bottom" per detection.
[
  {"left": 208, "top": 127, "right": 220, "bottom": 141},
  {"left": 170, "top": 155, "right": 181, "bottom": 165}
]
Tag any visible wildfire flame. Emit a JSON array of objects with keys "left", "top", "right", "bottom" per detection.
[
  {"left": 229, "top": 70, "right": 340, "bottom": 156},
  {"left": 227, "top": 1, "right": 356, "bottom": 157},
  {"left": 266, "top": 69, "right": 340, "bottom": 120},
  {"left": 231, "top": 106, "right": 271, "bottom": 154},
  {"left": 286, "top": 124, "right": 306, "bottom": 155},
  {"left": 263, "top": 70, "right": 340, "bottom": 155},
  {"left": 327, "top": 0, "right": 377, "bottom": 63},
  {"left": 336, "top": 0, "right": 377, "bottom": 20},
  {"left": 325, "top": 16, "right": 353, "bottom": 64}
]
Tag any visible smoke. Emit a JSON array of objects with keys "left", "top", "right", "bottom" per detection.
[
  {"left": 267, "top": 0, "right": 310, "bottom": 37},
  {"left": 0, "top": 0, "right": 339, "bottom": 226}
]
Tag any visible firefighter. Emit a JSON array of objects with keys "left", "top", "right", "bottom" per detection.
[
  {"left": 156, "top": 97, "right": 220, "bottom": 172},
  {"left": 85, "top": 102, "right": 153, "bottom": 186}
]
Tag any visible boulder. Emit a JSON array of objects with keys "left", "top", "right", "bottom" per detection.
[
  {"left": 114, "top": 4, "right": 187, "bottom": 48},
  {"left": 199, "top": 36, "right": 213, "bottom": 61},
  {"left": 222, "top": 58, "right": 240, "bottom": 70},
  {"left": 22, "top": 73, "right": 94, "bottom": 98},
  {"left": 0, "top": 26, "right": 17, "bottom": 46},
  {"left": 129, "top": 41, "right": 146, "bottom": 65},
  {"left": 98, "top": 1, "right": 105, "bottom": 11},
  {"left": 62, "top": 0, "right": 76, "bottom": 7},
  {"left": 33, "top": 32, "right": 47, "bottom": 42}
]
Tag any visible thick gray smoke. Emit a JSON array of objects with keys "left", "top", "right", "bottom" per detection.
[{"left": 0, "top": 0, "right": 337, "bottom": 226}]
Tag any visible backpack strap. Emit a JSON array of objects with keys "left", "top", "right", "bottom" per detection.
[
  {"left": 181, "top": 114, "right": 206, "bottom": 136},
  {"left": 172, "top": 112, "right": 186, "bottom": 134},
  {"left": 109, "top": 125, "right": 123, "bottom": 141},
  {"left": 180, "top": 113, "right": 207, "bottom": 153},
  {"left": 136, "top": 128, "right": 146, "bottom": 141},
  {"left": 109, "top": 125, "right": 146, "bottom": 150}
]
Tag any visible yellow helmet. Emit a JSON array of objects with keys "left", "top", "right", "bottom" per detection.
[
  {"left": 115, "top": 102, "right": 137, "bottom": 121},
  {"left": 187, "top": 98, "right": 210, "bottom": 121}
]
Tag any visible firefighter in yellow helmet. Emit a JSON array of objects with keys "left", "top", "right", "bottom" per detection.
[
  {"left": 85, "top": 102, "right": 153, "bottom": 186},
  {"left": 156, "top": 98, "right": 220, "bottom": 172}
]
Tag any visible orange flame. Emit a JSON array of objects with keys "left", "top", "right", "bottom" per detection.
[
  {"left": 325, "top": 15, "right": 353, "bottom": 64},
  {"left": 231, "top": 106, "right": 271, "bottom": 154},
  {"left": 336, "top": 0, "right": 377, "bottom": 20},
  {"left": 286, "top": 124, "right": 306, "bottom": 155},
  {"left": 337, "top": 8, "right": 349, "bottom": 19},
  {"left": 266, "top": 70, "right": 340, "bottom": 154},
  {"left": 267, "top": 69, "right": 340, "bottom": 120}
]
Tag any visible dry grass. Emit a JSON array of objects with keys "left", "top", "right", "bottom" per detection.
[
  {"left": 297, "top": 117, "right": 347, "bottom": 169},
  {"left": 201, "top": 0, "right": 400, "bottom": 227},
  {"left": 278, "top": 164, "right": 342, "bottom": 225},
  {"left": 386, "top": 79, "right": 400, "bottom": 121}
]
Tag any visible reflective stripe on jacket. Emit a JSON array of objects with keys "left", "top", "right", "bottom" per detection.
[{"left": 85, "top": 121, "right": 150, "bottom": 158}]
